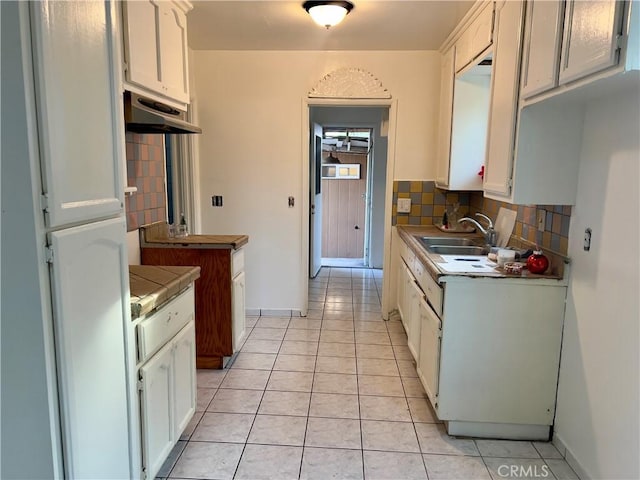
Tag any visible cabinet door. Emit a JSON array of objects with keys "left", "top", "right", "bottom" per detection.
[
  {"left": 407, "top": 280, "right": 424, "bottom": 362},
  {"left": 49, "top": 217, "right": 130, "bottom": 479},
  {"left": 30, "top": 1, "right": 123, "bottom": 228},
  {"left": 173, "top": 321, "right": 197, "bottom": 438},
  {"left": 435, "top": 48, "right": 456, "bottom": 188},
  {"left": 417, "top": 297, "right": 442, "bottom": 407},
  {"left": 559, "top": 0, "right": 624, "bottom": 85},
  {"left": 455, "top": 2, "right": 494, "bottom": 73},
  {"left": 232, "top": 272, "right": 247, "bottom": 352},
  {"left": 521, "top": 0, "right": 565, "bottom": 98},
  {"left": 140, "top": 342, "right": 174, "bottom": 480},
  {"left": 159, "top": 2, "right": 190, "bottom": 103},
  {"left": 122, "top": 1, "right": 163, "bottom": 93},
  {"left": 483, "top": 0, "right": 525, "bottom": 198},
  {"left": 398, "top": 262, "right": 413, "bottom": 330}
]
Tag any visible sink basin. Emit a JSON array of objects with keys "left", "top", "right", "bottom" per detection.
[
  {"left": 419, "top": 236, "right": 478, "bottom": 247},
  {"left": 427, "top": 245, "right": 489, "bottom": 256}
]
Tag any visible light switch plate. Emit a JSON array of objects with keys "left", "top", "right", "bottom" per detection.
[{"left": 397, "top": 198, "right": 411, "bottom": 213}]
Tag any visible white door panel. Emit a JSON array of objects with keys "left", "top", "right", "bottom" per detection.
[
  {"left": 559, "top": 0, "right": 623, "bottom": 85},
  {"left": 417, "top": 298, "right": 441, "bottom": 408},
  {"left": 232, "top": 271, "right": 246, "bottom": 352},
  {"left": 310, "top": 123, "right": 323, "bottom": 277},
  {"left": 172, "top": 321, "right": 197, "bottom": 439},
  {"left": 49, "top": 217, "right": 130, "bottom": 478},
  {"left": 30, "top": 1, "right": 123, "bottom": 227},
  {"left": 140, "top": 342, "right": 174, "bottom": 480}
]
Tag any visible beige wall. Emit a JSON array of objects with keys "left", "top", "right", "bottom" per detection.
[
  {"left": 192, "top": 50, "right": 440, "bottom": 309},
  {"left": 554, "top": 88, "right": 639, "bottom": 480}
]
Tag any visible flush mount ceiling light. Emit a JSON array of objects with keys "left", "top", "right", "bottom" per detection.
[{"left": 303, "top": 1, "right": 354, "bottom": 29}]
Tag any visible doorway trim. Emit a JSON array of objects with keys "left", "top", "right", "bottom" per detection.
[{"left": 301, "top": 98, "right": 397, "bottom": 319}]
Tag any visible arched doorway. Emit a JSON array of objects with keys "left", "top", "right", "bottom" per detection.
[{"left": 301, "top": 68, "right": 397, "bottom": 320}]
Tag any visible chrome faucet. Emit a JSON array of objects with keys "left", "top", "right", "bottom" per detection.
[{"left": 458, "top": 213, "right": 497, "bottom": 246}]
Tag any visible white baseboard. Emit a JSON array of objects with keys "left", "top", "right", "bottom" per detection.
[{"left": 552, "top": 433, "right": 589, "bottom": 480}]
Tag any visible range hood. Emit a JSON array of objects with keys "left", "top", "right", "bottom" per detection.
[{"left": 124, "top": 92, "right": 202, "bottom": 134}]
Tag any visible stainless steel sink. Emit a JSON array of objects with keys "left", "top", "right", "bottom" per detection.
[
  {"left": 419, "top": 236, "right": 479, "bottom": 247},
  {"left": 427, "top": 245, "right": 489, "bottom": 256}
]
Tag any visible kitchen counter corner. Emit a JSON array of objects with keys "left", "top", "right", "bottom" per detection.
[{"left": 129, "top": 265, "right": 201, "bottom": 320}]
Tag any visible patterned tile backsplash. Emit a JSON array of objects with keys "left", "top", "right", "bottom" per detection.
[
  {"left": 125, "top": 133, "right": 167, "bottom": 231},
  {"left": 392, "top": 180, "right": 571, "bottom": 255},
  {"left": 392, "top": 181, "right": 471, "bottom": 226}
]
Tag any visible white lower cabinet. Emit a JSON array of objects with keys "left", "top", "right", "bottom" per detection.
[
  {"left": 139, "top": 317, "right": 196, "bottom": 480},
  {"left": 397, "top": 234, "right": 567, "bottom": 440},
  {"left": 139, "top": 341, "right": 174, "bottom": 480},
  {"left": 172, "top": 322, "right": 197, "bottom": 437},
  {"left": 416, "top": 297, "right": 441, "bottom": 408},
  {"left": 232, "top": 270, "right": 247, "bottom": 352},
  {"left": 406, "top": 280, "right": 424, "bottom": 361}
]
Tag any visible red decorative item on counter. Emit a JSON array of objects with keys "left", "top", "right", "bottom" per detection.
[{"left": 527, "top": 250, "right": 549, "bottom": 274}]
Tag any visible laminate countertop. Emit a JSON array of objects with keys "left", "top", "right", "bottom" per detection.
[
  {"left": 140, "top": 221, "right": 248, "bottom": 250},
  {"left": 129, "top": 265, "right": 201, "bottom": 320}
]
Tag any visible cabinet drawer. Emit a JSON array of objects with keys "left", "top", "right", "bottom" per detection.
[
  {"left": 417, "top": 268, "right": 443, "bottom": 318},
  {"left": 137, "top": 287, "right": 194, "bottom": 363},
  {"left": 232, "top": 248, "right": 244, "bottom": 277}
]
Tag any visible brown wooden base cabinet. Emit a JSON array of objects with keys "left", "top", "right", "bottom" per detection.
[{"left": 141, "top": 246, "right": 246, "bottom": 369}]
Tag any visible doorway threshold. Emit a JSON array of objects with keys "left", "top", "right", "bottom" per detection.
[{"left": 321, "top": 257, "right": 367, "bottom": 268}]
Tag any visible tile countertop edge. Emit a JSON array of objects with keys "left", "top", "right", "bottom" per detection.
[
  {"left": 139, "top": 221, "right": 249, "bottom": 250},
  {"left": 395, "top": 225, "right": 569, "bottom": 285},
  {"left": 129, "top": 265, "right": 201, "bottom": 320}
]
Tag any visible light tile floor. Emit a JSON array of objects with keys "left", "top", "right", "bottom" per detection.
[{"left": 158, "top": 267, "right": 580, "bottom": 480}]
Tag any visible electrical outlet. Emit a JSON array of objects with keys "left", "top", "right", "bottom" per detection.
[
  {"left": 584, "top": 228, "right": 592, "bottom": 251},
  {"left": 537, "top": 210, "right": 546, "bottom": 231},
  {"left": 397, "top": 198, "right": 411, "bottom": 213}
]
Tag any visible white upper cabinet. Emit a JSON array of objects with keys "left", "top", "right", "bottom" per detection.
[
  {"left": 559, "top": 0, "right": 625, "bottom": 85},
  {"left": 454, "top": 1, "right": 494, "bottom": 74},
  {"left": 30, "top": 1, "right": 124, "bottom": 228},
  {"left": 122, "top": 0, "right": 192, "bottom": 107},
  {"left": 436, "top": 1, "right": 493, "bottom": 192},
  {"left": 520, "top": 0, "right": 565, "bottom": 98},
  {"left": 521, "top": 0, "right": 632, "bottom": 102},
  {"left": 483, "top": 0, "right": 525, "bottom": 198},
  {"left": 435, "top": 48, "right": 456, "bottom": 188}
]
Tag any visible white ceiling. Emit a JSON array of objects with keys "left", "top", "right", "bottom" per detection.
[{"left": 187, "top": 1, "right": 474, "bottom": 51}]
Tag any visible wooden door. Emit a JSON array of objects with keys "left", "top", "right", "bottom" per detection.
[{"left": 321, "top": 152, "right": 367, "bottom": 258}]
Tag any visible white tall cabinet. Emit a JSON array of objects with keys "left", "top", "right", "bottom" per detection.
[{"left": 1, "top": 1, "right": 136, "bottom": 478}]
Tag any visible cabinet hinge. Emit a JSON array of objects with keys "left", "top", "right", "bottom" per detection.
[
  {"left": 44, "top": 245, "right": 54, "bottom": 264},
  {"left": 140, "top": 468, "right": 147, "bottom": 480},
  {"left": 40, "top": 193, "right": 49, "bottom": 212},
  {"left": 615, "top": 34, "right": 624, "bottom": 51},
  {"left": 137, "top": 379, "right": 144, "bottom": 392}
]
